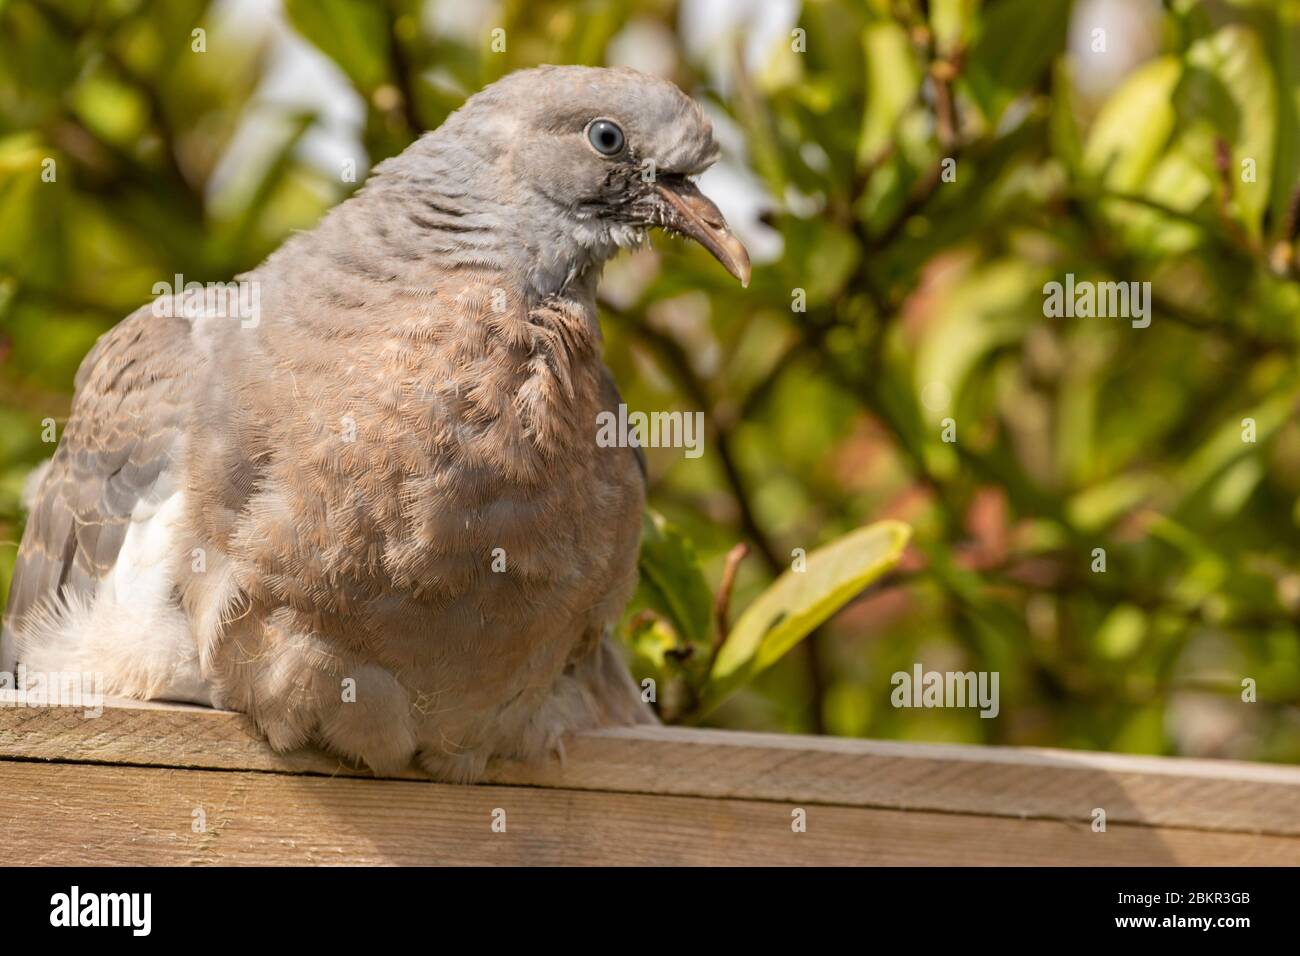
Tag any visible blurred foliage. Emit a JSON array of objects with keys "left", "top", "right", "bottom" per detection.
[{"left": 3, "top": 0, "right": 1300, "bottom": 762}]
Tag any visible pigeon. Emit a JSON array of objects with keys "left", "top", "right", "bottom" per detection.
[{"left": 1, "top": 65, "right": 750, "bottom": 781}]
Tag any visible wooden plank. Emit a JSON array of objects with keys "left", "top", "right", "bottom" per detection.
[
  {"left": 0, "top": 694, "right": 352, "bottom": 777},
  {"left": 2, "top": 696, "right": 1299, "bottom": 836},
  {"left": 490, "top": 726, "right": 1300, "bottom": 838},
  {"left": 2, "top": 760, "right": 1296, "bottom": 866}
]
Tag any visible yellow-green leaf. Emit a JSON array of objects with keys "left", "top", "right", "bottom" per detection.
[{"left": 702, "top": 520, "right": 911, "bottom": 711}]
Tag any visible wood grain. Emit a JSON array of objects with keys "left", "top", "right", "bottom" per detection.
[
  {"left": 3, "top": 696, "right": 1298, "bottom": 864},
  {"left": 2, "top": 696, "right": 1299, "bottom": 837},
  {"left": 3, "top": 760, "right": 1296, "bottom": 866}
]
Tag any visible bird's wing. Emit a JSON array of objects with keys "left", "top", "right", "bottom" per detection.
[
  {"left": 599, "top": 365, "right": 646, "bottom": 481},
  {"left": 1, "top": 305, "right": 197, "bottom": 669}
]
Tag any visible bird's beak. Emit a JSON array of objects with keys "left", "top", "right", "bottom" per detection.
[{"left": 655, "top": 178, "right": 751, "bottom": 288}]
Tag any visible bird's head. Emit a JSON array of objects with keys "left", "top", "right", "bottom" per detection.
[{"left": 421, "top": 65, "right": 751, "bottom": 291}]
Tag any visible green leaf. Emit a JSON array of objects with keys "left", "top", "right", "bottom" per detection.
[
  {"left": 1067, "top": 473, "right": 1158, "bottom": 533},
  {"left": 635, "top": 510, "right": 714, "bottom": 653},
  {"left": 1112, "top": 702, "right": 1166, "bottom": 755},
  {"left": 1049, "top": 58, "right": 1084, "bottom": 171},
  {"left": 625, "top": 610, "right": 682, "bottom": 675},
  {"left": 1174, "top": 387, "right": 1296, "bottom": 505},
  {"left": 928, "top": 0, "right": 975, "bottom": 56},
  {"left": 857, "top": 20, "right": 921, "bottom": 165},
  {"left": 913, "top": 258, "right": 1040, "bottom": 427},
  {"left": 1266, "top": 2, "right": 1300, "bottom": 241},
  {"left": 963, "top": 0, "right": 1070, "bottom": 127},
  {"left": 1094, "top": 603, "right": 1147, "bottom": 660},
  {"left": 702, "top": 520, "right": 911, "bottom": 711},
  {"left": 1177, "top": 25, "right": 1276, "bottom": 235},
  {"left": 283, "top": 0, "right": 390, "bottom": 94},
  {"left": 1083, "top": 56, "right": 1182, "bottom": 190}
]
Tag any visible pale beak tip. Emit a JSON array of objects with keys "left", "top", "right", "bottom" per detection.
[{"left": 722, "top": 235, "right": 752, "bottom": 289}]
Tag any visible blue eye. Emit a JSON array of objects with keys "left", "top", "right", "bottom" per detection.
[{"left": 587, "top": 119, "right": 625, "bottom": 156}]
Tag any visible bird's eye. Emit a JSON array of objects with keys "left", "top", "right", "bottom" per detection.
[{"left": 587, "top": 119, "right": 625, "bottom": 156}]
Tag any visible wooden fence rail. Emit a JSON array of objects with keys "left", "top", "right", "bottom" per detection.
[{"left": 1, "top": 694, "right": 1298, "bottom": 865}]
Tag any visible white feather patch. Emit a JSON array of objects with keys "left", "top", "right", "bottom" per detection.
[{"left": 14, "top": 490, "right": 215, "bottom": 705}]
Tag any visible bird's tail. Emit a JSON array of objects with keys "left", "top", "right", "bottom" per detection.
[
  {"left": 577, "top": 630, "right": 659, "bottom": 727},
  {"left": 0, "top": 626, "right": 16, "bottom": 676},
  {"left": 10, "top": 590, "right": 215, "bottom": 706},
  {"left": 0, "top": 460, "right": 52, "bottom": 675}
]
